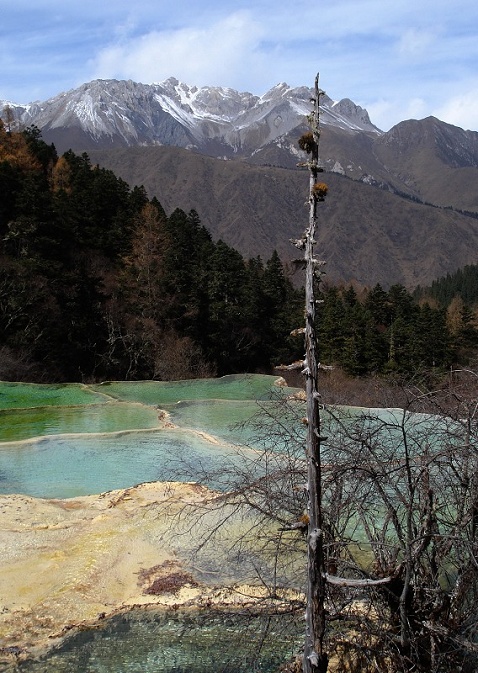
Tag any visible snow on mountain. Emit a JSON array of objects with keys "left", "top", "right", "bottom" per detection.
[{"left": 1, "top": 78, "right": 382, "bottom": 156}]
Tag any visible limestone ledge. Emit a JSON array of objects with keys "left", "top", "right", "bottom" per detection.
[{"left": 0, "top": 481, "right": 289, "bottom": 667}]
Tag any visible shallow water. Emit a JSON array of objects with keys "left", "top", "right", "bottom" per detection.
[
  {"left": 0, "top": 376, "right": 454, "bottom": 672},
  {"left": 17, "top": 608, "right": 302, "bottom": 673},
  {"left": 0, "top": 375, "right": 295, "bottom": 498},
  {"left": 0, "top": 381, "right": 108, "bottom": 410},
  {"left": 0, "top": 428, "right": 251, "bottom": 498},
  {"left": 0, "top": 402, "right": 160, "bottom": 443},
  {"left": 0, "top": 375, "right": 303, "bottom": 672},
  {"left": 91, "top": 374, "right": 283, "bottom": 405}
]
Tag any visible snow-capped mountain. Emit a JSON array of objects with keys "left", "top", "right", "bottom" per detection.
[
  {"left": 3, "top": 78, "right": 478, "bottom": 288},
  {"left": 1, "top": 77, "right": 380, "bottom": 157}
]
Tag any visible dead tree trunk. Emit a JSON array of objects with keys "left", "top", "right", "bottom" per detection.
[{"left": 300, "top": 74, "right": 328, "bottom": 673}]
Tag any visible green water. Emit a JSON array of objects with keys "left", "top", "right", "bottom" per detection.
[
  {"left": 0, "top": 375, "right": 303, "bottom": 673},
  {"left": 167, "top": 398, "right": 280, "bottom": 445},
  {"left": 91, "top": 373, "right": 282, "bottom": 405},
  {"left": 0, "top": 428, "right": 252, "bottom": 498},
  {"left": 0, "top": 381, "right": 108, "bottom": 409},
  {"left": 0, "top": 374, "right": 295, "bottom": 498},
  {"left": 0, "top": 402, "right": 160, "bottom": 442},
  {"left": 0, "top": 376, "right": 459, "bottom": 673}
]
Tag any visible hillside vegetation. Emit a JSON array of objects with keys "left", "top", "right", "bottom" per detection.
[{"left": 1, "top": 123, "right": 477, "bottom": 382}]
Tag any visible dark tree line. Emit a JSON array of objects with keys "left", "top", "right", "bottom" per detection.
[
  {"left": 317, "top": 283, "right": 478, "bottom": 376},
  {"left": 0, "top": 123, "right": 303, "bottom": 382},
  {"left": 1, "top": 122, "right": 478, "bottom": 383},
  {"left": 415, "top": 263, "right": 478, "bottom": 307}
]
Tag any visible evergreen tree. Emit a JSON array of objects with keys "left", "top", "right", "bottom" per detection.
[
  {"left": 106, "top": 202, "right": 170, "bottom": 379},
  {"left": 1, "top": 123, "right": 476, "bottom": 382},
  {"left": 364, "top": 283, "right": 389, "bottom": 327},
  {"left": 262, "top": 251, "right": 303, "bottom": 366},
  {"left": 318, "top": 287, "right": 346, "bottom": 365},
  {"left": 206, "top": 239, "right": 250, "bottom": 373}
]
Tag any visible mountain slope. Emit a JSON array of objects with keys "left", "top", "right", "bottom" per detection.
[
  {"left": 372, "top": 117, "right": 478, "bottom": 211},
  {"left": 4, "top": 77, "right": 478, "bottom": 288},
  {"left": 5, "top": 77, "right": 477, "bottom": 213},
  {"left": 88, "top": 145, "right": 478, "bottom": 288}
]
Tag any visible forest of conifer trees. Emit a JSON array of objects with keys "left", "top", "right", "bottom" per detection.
[{"left": 1, "top": 122, "right": 478, "bottom": 383}]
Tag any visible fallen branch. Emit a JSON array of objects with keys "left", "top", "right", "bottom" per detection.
[{"left": 325, "top": 574, "right": 392, "bottom": 587}]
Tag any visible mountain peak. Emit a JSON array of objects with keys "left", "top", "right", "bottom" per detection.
[
  {"left": 2, "top": 77, "right": 382, "bottom": 155},
  {"left": 331, "top": 98, "right": 375, "bottom": 129}
]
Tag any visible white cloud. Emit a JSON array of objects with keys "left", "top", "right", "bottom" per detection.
[
  {"left": 365, "top": 97, "right": 429, "bottom": 131},
  {"left": 362, "top": 100, "right": 394, "bottom": 131},
  {"left": 89, "top": 12, "right": 267, "bottom": 91},
  {"left": 397, "top": 28, "right": 437, "bottom": 58},
  {"left": 434, "top": 88, "right": 478, "bottom": 131},
  {"left": 2, "top": 0, "right": 478, "bottom": 131}
]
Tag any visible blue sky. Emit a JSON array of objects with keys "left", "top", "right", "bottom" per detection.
[{"left": 1, "top": 0, "right": 478, "bottom": 131}]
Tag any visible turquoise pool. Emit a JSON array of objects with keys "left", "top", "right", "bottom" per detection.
[{"left": 0, "top": 375, "right": 298, "bottom": 498}]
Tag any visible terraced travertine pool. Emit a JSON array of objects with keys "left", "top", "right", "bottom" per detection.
[
  {"left": 0, "top": 374, "right": 305, "bottom": 673},
  {"left": 0, "top": 374, "right": 299, "bottom": 498},
  {"left": 1, "top": 374, "right": 445, "bottom": 673}
]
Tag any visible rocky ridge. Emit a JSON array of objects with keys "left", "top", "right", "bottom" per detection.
[{"left": 1, "top": 77, "right": 380, "bottom": 157}]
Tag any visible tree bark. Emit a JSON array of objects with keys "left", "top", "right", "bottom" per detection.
[{"left": 302, "top": 74, "right": 328, "bottom": 673}]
